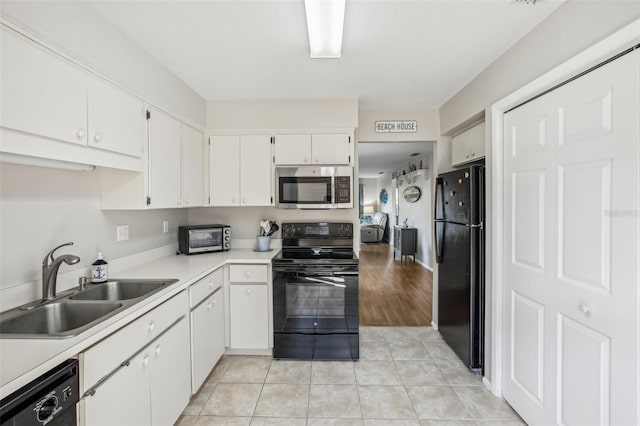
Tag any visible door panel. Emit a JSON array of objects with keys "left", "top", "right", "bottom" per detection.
[
  {"left": 558, "top": 160, "right": 611, "bottom": 290},
  {"left": 512, "top": 169, "right": 545, "bottom": 271},
  {"left": 557, "top": 315, "right": 610, "bottom": 426},
  {"left": 510, "top": 291, "right": 544, "bottom": 404},
  {"left": 503, "top": 50, "right": 639, "bottom": 425}
]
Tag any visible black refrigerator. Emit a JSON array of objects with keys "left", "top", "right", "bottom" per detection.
[{"left": 434, "top": 165, "right": 485, "bottom": 371}]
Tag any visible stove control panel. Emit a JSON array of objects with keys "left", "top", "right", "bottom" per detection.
[{"left": 282, "top": 222, "right": 353, "bottom": 239}]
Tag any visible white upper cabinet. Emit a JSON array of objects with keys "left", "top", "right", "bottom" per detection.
[
  {"left": 240, "top": 135, "right": 273, "bottom": 206},
  {"left": 180, "top": 125, "right": 205, "bottom": 207},
  {"left": 312, "top": 134, "right": 351, "bottom": 165},
  {"left": 209, "top": 135, "right": 241, "bottom": 206},
  {"left": 273, "top": 134, "right": 312, "bottom": 165},
  {"left": 451, "top": 121, "right": 485, "bottom": 166},
  {"left": 274, "top": 133, "right": 351, "bottom": 165},
  {"left": 1, "top": 27, "right": 145, "bottom": 162},
  {"left": 1, "top": 28, "right": 87, "bottom": 146},
  {"left": 209, "top": 134, "right": 272, "bottom": 206},
  {"left": 148, "top": 108, "right": 182, "bottom": 208},
  {"left": 88, "top": 77, "right": 145, "bottom": 157},
  {"left": 148, "top": 108, "right": 204, "bottom": 209}
]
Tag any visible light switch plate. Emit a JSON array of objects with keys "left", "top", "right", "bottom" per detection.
[
  {"left": 116, "top": 225, "right": 129, "bottom": 241},
  {"left": 163, "top": 220, "right": 169, "bottom": 234}
]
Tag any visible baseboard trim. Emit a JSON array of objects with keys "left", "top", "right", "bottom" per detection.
[
  {"left": 483, "top": 376, "right": 492, "bottom": 392},
  {"left": 415, "top": 258, "right": 434, "bottom": 271},
  {"left": 431, "top": 321, "right": 438, "bottom": 330}
]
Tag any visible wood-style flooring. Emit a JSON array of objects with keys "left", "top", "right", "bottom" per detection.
[{"left": 359, "top": 243, "right": 433, "bottom": 326}]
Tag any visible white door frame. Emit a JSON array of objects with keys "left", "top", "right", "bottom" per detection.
[{"left": 488, "top": 18, "right": 640, "bottom": 399}]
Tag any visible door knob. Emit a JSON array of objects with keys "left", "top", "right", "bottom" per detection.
[
  {"left": 94, "top": 133, "right": 102, "bottom": 142},
  {"left": 578, "top": 304, "right": 590, "bottom": 315},
  {"left": 77, "top": 129, "right": 85, "bottom": 139}
]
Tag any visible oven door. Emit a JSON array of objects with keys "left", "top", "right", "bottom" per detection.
[{"left": 273, "top": 269, "right": 358, "bottom": 335}]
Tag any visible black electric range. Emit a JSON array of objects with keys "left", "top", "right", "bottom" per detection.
[{"left": 272, "top": 222, "right": 359, "bottom": 360}]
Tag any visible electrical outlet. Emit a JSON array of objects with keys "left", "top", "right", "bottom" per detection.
[
  {"left": 116, "top": 225, "right": 129, "bottom": 242},
  {"left": 163, "top": 220, "right": 169, "bottom": 234}
]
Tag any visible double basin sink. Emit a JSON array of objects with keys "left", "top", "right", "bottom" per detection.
[{"left": 0, "top": 279, "right": 178, "bottom": 339}]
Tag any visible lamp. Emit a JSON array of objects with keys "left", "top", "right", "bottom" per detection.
[
  {"left": 363, "top": 205, "right": 375, "bottom": 215},
  {"left": 304, "top": 0, "right": 346, "bottom": 58}
]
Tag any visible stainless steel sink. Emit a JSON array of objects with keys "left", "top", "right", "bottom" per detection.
[
  {"left": 0, "top": 278, "right": 179, "bottom": 339},
  {"left": 0, "top": 301, "right": 123, "bottom": 338},
  {"left": 70, "top": 279, "right": 177, "bottom": 301}
]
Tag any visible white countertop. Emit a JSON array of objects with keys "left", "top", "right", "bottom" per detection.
[{"left": 0, "top": 248, "right": 278, "bottom": 398}]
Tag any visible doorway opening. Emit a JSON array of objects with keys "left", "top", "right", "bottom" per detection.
[{"left": 357, "top": 141, "right": 435, "bottom": 326}]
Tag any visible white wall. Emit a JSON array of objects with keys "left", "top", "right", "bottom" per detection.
[
  {"left": 357, "top": 109, "right": 439, "bottom": 142},
  {"left": 0, "top": 1, "right": 206, "bottom": 127},
  {"left": 395, "top": 166, "right": 432, "bottom": 269},
  {"left": 359, "top": 178, "right": 379, "bottom": 208},
  {"left": 439, "top": 1, "right": 640, "bottom": 134},
  {"left": 207, "top": 99, "right": 358, "bottom": 131},
  {"left": 435, "top": 0, "right": 640, "bottom": 383},
  {"left": 0, "top": 164, "right": 187, "bottom": 310}
]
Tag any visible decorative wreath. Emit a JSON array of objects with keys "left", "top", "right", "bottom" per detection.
[{"left": 379, "top": 188, "right": 389, "bottom": 205}]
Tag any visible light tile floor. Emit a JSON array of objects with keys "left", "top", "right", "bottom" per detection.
[{"left": 176, "top": 327, "right": 525, "bottom": 426}]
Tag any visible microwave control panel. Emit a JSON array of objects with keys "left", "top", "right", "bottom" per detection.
[{"left": 335, "top": 177, "right": 351, "bottom": 203}]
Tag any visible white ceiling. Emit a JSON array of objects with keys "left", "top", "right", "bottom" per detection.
[
  {"left": 358, "top": 141, "right": 433, "bottom": 178},
  {"left": 89, "top": 0, "right": 563, "bottom": 109}
]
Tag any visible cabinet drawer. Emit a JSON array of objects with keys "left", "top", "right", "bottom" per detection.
[
  {"left": 189, "top": 268, "right": 223, "bottom": 308},
  {"left": 229, "top": 264, "right": 268, "bottom": 283},
  {"left": 82, "top": 290, "right": 189, "bottom": 390}
]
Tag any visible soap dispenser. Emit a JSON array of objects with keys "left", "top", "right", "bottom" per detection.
[{"left": 91, "top": 252, "right": 108, "bottom": 283}]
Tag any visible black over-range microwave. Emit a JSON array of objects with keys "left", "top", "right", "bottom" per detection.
[
  {"left": 178, "top": 225, "right": 231, "bottom": 254},
  {"left": 275, "top": 166, "right": 353, "bottom": 209}
]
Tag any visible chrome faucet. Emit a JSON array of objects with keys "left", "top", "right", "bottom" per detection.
[{"left": 42, "top": 242, "right": 80, "bottom": 300}]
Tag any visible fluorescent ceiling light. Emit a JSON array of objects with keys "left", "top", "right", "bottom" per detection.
[
  {"left": 0, "top": 153, "right": 96, "bottom": 172},
  {"left": 304, "top": 0, "right": 346, "bottom": 59}
]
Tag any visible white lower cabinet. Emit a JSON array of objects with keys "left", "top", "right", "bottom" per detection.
[
  {"left": 190, "top": 286, "right": 225, "bottom": 393},
  {"left": 150, "top": 318, "right": 191, "bottom": 425},
  {"left": 81, "top": 292, "right": 190, "bottom": 426},
  {"left": 83, "top": 348, "right": 152, "bottom": 426},
  {"left": 229, "top": 264, "right": 270, "bottom": 350},
  {"left": 230, "top": 283, "right": 268, "bottom": 349}
]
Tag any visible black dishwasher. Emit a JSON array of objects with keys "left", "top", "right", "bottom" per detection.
[{"left": 0, "top": 359, "right": 79, "bottom": 426}]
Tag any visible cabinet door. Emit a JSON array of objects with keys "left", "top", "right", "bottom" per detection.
[
  {"left": 274, "top": 134, "right": 312, "bottom": 165},
  {"left": 1, "top": 28, "right": 87, "bottom": 147},
  {"left": 181, "top": 125, "right": 205, "bottom": 207},
  {"left": 451, "top": 122, "right": 485, "bottom": 166},
  {"left": 210, "top": 135, "right": 241, "bottom": 206},
  {"left": 240, "top": 135, "right": 272, "bottom": 206},
  {"left": 230, "top": 284, "right": 268, "bottom": 349},
  {"left": 88, "top": 77, "right": 144, "bottom": 157},
  {"left": 83, "top": 350, "right": 152, "bottom": 426},
  {"left": 148, "top": 108, "right": 182, "bottom": 208},
  {"left": 150, "top": 317, "right": 191, "bottom": 426},
  {"left": 312, "top": 134, "right": 351, "bottom": 165},
  {"left": 191, "top": 288, "right": 225, "bottom": 393}
]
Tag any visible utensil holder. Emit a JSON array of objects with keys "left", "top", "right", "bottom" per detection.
[{"left": 256, "top": 236, "right": 271, "bottom": 252}]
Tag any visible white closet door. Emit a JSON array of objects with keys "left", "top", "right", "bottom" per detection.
[{"left": 503, "top": 50, "right": 639, "bottom": 426}]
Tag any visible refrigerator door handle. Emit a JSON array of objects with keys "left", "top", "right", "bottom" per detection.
[
  {"left": 434, "top": 177, "right": 445, "bottom": 221},
  {"left": 434, "top": 176, "right": 445, "bottom": 263}
]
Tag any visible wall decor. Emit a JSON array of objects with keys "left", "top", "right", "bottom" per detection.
[
  {"left": 403, "top": 186, "right": 421, "bottom": 203},
  {"left": 379, "top": 188, "right": 389, "bottom": 205},
  {"left": 375, "top": 120, "right": 418, "bottom": 133}
]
